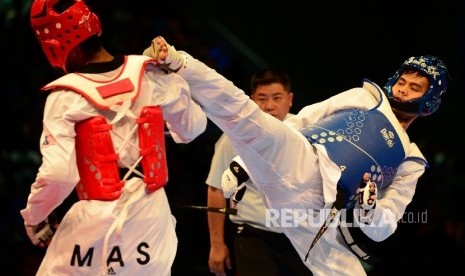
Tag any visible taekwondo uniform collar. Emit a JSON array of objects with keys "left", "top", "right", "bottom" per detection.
[{"left": 78, "top": 55, "right": 125, "bottom": 74}]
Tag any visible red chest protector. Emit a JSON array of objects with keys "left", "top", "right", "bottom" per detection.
[{"left": 43, "top": 55, "right": 168, "bottom": 200}]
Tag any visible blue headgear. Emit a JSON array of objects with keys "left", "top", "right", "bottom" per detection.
[{"left": 383, "top": 55, "right": 449, "bottom": 117}]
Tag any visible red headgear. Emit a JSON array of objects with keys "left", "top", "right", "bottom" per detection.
[{"left": 30, "top": 0, "right": 102, "bottom": 72}]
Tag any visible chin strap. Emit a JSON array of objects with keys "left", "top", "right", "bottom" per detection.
[{"left": 388, "top": 98, "right": 420, "bottom": 115}]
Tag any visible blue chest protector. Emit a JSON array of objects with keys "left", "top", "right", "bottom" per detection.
[{"left": 300, "top": 108, "right": 406, "bottom": 208}]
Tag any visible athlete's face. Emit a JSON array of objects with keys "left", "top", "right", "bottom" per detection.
[
  {"left": 251, "top": 83, "right": 293, "bottom": 121},
  {"left": 391, "top": 72, "right": 429, "bottom": 102}
]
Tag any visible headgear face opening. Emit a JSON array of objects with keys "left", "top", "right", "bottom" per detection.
[
  {"left": 30, "top": 0, "right": 102, "bottom": 72},
  {"left": 383, "top": 55, "right": 449, "bottom": 117}
]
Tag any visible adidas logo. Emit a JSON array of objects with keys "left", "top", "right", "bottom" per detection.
[
  {"left": 108, "top": 267, "right": 116, "bottom": 275},
  {"left": 233, "top": 166, "right": 240, "bottom": 173}
]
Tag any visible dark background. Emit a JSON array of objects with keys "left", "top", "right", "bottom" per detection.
[{"left": 1, "top": 0, "right": 464, "bottom": 275}]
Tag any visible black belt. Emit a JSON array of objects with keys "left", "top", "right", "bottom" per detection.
[
  {"left": 305, "top": 186, "right": 380, "bottom": 264},
  {"left": 338, "top": 206, "right": 381, "bottom": 264}
]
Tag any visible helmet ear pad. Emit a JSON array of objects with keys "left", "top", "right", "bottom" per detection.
[{"left": 30, "top": 0, "right": 102, "bottom": 72}]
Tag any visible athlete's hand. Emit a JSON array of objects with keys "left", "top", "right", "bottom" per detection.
[
  {"left": 24, "top": 213, "right": 59, "bottom": 248},
  {"left": 357, "top": 173, "right": 377, "bottom": 210},
  {"left": 209, "top": 242, "right": 232, "bottom": 276},
  {"left": 357, "top": 173, "right": 377, "bottom": 224},
  {"left": 143, "top": 36, "right": 185, "bottom": 72},
  {"left": 221, "top": 159, "right": 249, "bottom": 208}
]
